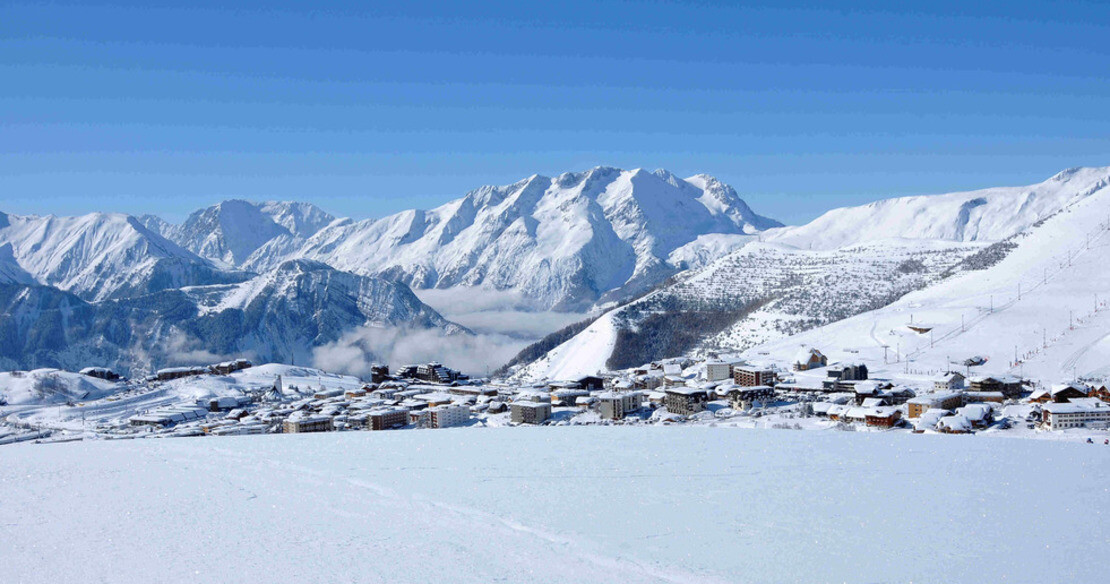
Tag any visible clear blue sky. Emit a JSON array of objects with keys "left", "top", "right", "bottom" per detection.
[{"left": 2, "top": 1, "right": 1110, "bottom": 225}]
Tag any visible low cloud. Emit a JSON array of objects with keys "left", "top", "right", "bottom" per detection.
[
  {"left": 163, "top": 330, "right": 231, "bottom": 365},
  {"left": 416, "top": 288, "right": 584, "bottom": 340},
  {"left": 312, "top": 325, "right": 529, "bottom": 378}
]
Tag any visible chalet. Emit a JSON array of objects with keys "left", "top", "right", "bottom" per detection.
[
  {"left": 955, "top": 404, "right": 993, "bottom": 428},
  {"left": 1049, "top": 383, "right": 1088, "bottom": 403},
  {"left": 283, "top": 415, "right": 333, "bottom": 434},
  {"left": 1029, "top": 383, "right": 1089, "bottom": 404},
  {"left": 79, "top": 367, "right": 120, "bottom": 381},
  {"left": 734, "top": 366, "right": 775, "bottom": 387},
  {"left": 727, "top": 386, "right": 775, "bottom": 410},
  {"left": 968, "top": 376, "right": 1023, "bottom": 398},
  {"left": 937, "top": 414, "right": 974, "bottom": 434},
  {"left": 885, "top": 386, "right": 917, "bottom": 405},
  {"left": 1042, "top": 401, "right": 1110, "bottom": 430},
  {"left": 906, "top": 392, "right": 964, "bottom": 418},
  {"left": 811, "top": 402, "right": 833, "bottom": 417},
  {"left": 852, "top": 381, "right": 883, "bottom": 405},
  {"left": 665, "top": 388, "right": 709, "bottom": 416},
  {"left": 912, "top": 409, "right": 951, "bottom": 433},
  {"left": 597, "top": 391, "right": 643, "bottom": 420},
  {"left": 863, "top": 407, "right": 901, "bottom": 428},
  {"left": 933, "top": 372, "right": 966, "bottom": 392},
  {"left": 510, "top": 401, "right": 552, "bottom": 425},
  {"left": 826, "top": 404, "right": 851, "bottom": 421},
  {"left": 1089, "top": 386, "right": 1110, "bottom": 403},
  {"left": 792, "top": 347, "right": 828, "bottom": 371}
]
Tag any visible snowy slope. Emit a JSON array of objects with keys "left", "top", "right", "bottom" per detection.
[
  {"left": 512, "top": 166, "right": 1110, "bottom": 378},
  {"left": 160, "top": 200, "right": 335, "bottom": 269},
  {"left": 513, "top": 308, "right": 621, "bottom": 380},
  {"left": 746, "top": 172, "right": 1110, "bottom": 386},
  {"left": 0, "top": 243, "right": 34, "bottom": 285},
  {"left": 0, "top": 210, "right": 241, "bottom": 301},
  {"left": 0, "top": 368, "right": 121, "bottom": 405},
  {"left": 766, "top": 166, "right": 1110, "bottom": 249},
  {"left": 514, "top": 238, "right": 982, "bottom": 380},
  {"left": 297, "top": 167, "right": 780, "bottom": 310},
  {"left": 2, "top": 427, "right": 1105, "bottom": 584}
]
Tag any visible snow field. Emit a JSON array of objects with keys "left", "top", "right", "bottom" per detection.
[{"left": 2, "top": 427, "right": 1106, "bottom": 583}]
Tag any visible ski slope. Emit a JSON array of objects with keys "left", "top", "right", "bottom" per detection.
[
  {"left": 748, "top": 169, "right": 1110, "bottom": 385},
  {"left": 513, "top": 309, "right": 619, "bottom": 381},
  {"left": 2, "top": 427, "right": 1106, "bottom": 583}
]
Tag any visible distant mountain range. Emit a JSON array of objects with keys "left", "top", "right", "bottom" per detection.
[
  {"left": 0, "top": 167, "right": 779, "bottom": 372},
  {"left": 6, "top": 165, "right": 1108, "bottom": 378},
  {"left": 141, "top": 167, "right": 780, "bottom": 310}
]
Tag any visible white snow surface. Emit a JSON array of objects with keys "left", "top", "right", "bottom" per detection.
[
  {"left": 746, "top": 166, "right": 1110, "bottom": 385},
  {"left": 0, "top": 368, "right": 120, "bottom": 405},
  {"left": 514, "top": 307, "right": 620, "bottom": 381},
  {"left": 2, "top": 427, "right": 1106, "bottom": 583},
  {"left": 766, "top": 166, "right": 1110, "bottom": 249}
]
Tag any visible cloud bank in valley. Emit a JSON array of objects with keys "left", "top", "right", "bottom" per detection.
[
  {"left": 416, "top": 288, "right": 584, "bottom": 339},
  {"left": 311, "top": 326, "right": 527, "bottom": 378}
]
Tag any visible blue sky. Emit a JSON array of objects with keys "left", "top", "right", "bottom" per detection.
[{"left": 2, "top": 1, "right": 1109, "bottom": 225}]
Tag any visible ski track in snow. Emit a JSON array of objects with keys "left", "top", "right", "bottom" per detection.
[{"left": 2, "top": 427, "right": 1107, "bottom": 584}]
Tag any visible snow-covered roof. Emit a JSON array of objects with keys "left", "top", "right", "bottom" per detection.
[
  {"left": 1050, "top": 383, "right": 1088, "bottom": 395},
  {"left": 665, "top": 387, "right": 707, "bottom": 396},
  {"left": 956, "top": 404, "right": 992, "bottom": 421},
  {"left": 1043, "top": 401, "right": 1108, "bottom": 414},
  {"left": 792, "top": 347, "right": 824, "bottom": 363},
  {"left": 907, "top": 391, "right": 963, "bottom": 406},
  {"left": 937, "top": 415, "right": 972, "bottom": 432}
]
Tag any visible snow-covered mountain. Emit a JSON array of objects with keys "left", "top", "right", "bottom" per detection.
[
  {"left": 511, "top": 166, "right": 1110, "bottom": 380},
  {"left": 0, "top": 243, "right": 34, "bottom": 285},
  {"left": 0, "top": 261, "right": 463, "bottom": 374},
  {"left": 747, "top": 169, "right": 1110, "bottom": 386},
  {"left": 296, "top": 167, "right": 780, "bottom": 310},
  {"left": 0, "top": 211, "right": 244, "bottom": 301},
  {"left": 154, "top": 200, "right": 336, "bottom": 270},
  {"left": 766, "top": 167, "right": 1110, "bottom": 249}
]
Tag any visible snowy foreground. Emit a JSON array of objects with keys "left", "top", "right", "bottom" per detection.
[{"left": 3, "top": 427, "right": 1107, "bottom": 584}]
